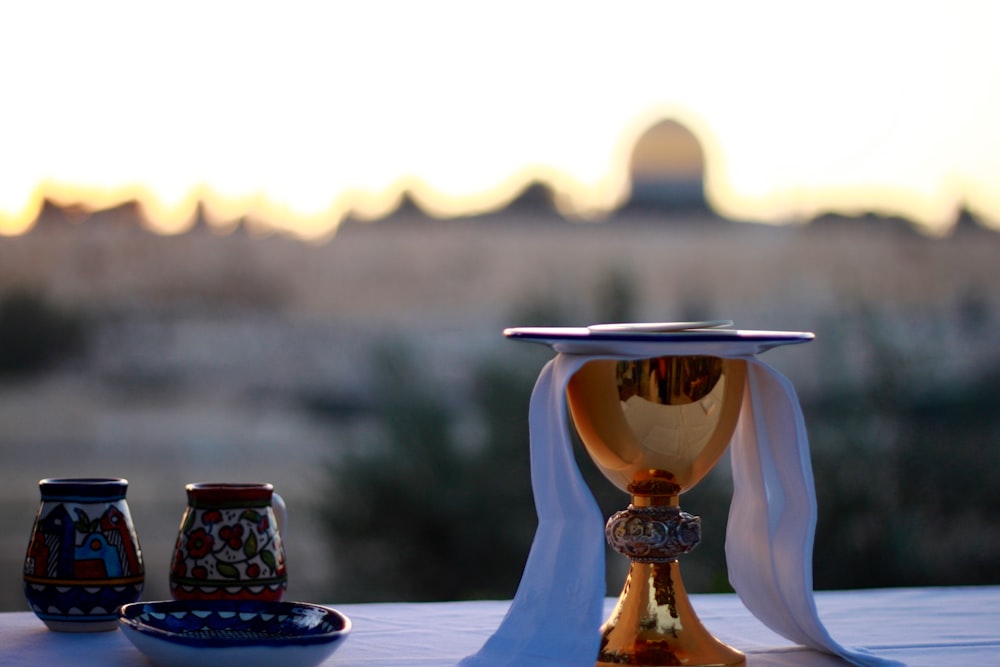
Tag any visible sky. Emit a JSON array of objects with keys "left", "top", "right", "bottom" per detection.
[{"left": 2, "top": 1, "right": 999, "bottom": 239}]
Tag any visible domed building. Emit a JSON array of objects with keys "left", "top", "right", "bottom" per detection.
[{"left": 623, "top": 119, "right": 708, "bottom": 214}]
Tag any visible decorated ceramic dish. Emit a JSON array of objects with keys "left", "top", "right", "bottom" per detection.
[{"left": 118, "top": 600, "right": 350, "bottom": 667}]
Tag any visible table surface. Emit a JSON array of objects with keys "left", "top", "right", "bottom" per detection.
[{"left": 1, "top": 586, "right": 996, "bottom": 666}]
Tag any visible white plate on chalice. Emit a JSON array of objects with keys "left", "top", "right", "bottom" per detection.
[{"left": 504, "top": 321, "right": 814, "bottom": 354}]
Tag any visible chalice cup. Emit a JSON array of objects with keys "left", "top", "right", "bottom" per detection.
[{"left": 567, "top": 355, "right": 747, "bottom": 667}]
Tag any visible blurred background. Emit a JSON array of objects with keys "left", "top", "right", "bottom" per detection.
[{"left": 1, "top": 2, "right": 998, "bottom": 610}]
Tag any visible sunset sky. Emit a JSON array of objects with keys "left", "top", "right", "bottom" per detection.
[{"left": 2, "top": 2, "right": 998, "bottom": 238}]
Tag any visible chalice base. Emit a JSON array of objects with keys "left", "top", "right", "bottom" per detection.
[{"left": 597, "top": 560, "right": 744, "bottom": 667}]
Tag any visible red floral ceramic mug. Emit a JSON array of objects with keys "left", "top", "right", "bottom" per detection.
[{"left": 169, "top": 483, "right": 287, "bottom": 601}]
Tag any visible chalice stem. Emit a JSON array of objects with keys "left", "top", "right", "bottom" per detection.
[
  {"left": 598, "top": 560, "right": 744, "bottom": 667},
  {"left": 598, "top": 498, "right": 744, "bottom": 667}
]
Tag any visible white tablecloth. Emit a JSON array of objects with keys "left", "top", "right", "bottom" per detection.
[{"left": 0, "top": 587, "right": 996, "bottom": 666}]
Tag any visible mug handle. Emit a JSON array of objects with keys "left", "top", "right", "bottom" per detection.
[{"left": 272, "top": 492, "right": 287, "bottom": 537}]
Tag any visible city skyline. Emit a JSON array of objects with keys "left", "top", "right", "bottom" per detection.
[{"left": 2, "top": 2, "right": 998, "bottom": 238}]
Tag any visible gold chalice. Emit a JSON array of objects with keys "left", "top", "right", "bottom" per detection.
[{"left": 567, "top": 355, "right": 747, "bottom": 667}]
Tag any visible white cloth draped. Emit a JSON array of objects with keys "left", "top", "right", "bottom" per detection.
[{"left": 462, "top": 337, "right": 903, "bottom": 667}]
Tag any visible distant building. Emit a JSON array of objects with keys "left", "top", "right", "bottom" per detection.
[
  {"left": 620, "top": 119, "right": 709, "bottom": 214},
  {"left": 30, "top": 199, "right": 90, "bottom": 232}
]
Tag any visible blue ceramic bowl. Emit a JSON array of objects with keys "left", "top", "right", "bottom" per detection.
[{"left": 118, "top": 600, "right": 350, "bottom": 667}]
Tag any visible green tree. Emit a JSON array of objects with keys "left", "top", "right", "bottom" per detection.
[
  {"left": 805, "top": 305, "right": 1000, "bottom": 589},
  {"left": 0, "top": 289, "right": 86, "bottom": 377},
  {"left": 317, "top": 343, "right": 542, "bottom": 601}
]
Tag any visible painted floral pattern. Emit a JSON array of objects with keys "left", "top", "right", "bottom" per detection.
[
  {"left": 171, "top": 505, "right": 286, "bottom": 600},
  {"left": 185, "top": 529, "right": 214, "bottom": 559}
]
